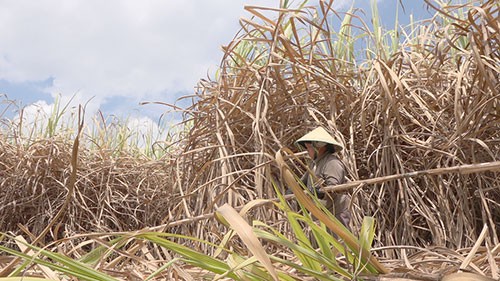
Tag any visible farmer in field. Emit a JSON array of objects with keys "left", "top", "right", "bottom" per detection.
[{"left": 295, "top": 126, "right": 351, "bottom": 231}]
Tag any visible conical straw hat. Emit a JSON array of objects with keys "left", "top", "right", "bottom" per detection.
[{"left": 296, "top": 127, "right": 344, "bottom": 152}]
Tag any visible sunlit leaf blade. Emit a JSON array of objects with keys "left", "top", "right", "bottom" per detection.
[
  {"left": 359, "top": 216, "right": 376, "bottom": 254},
  {"left": 0, "top": 241, "right": 119, "bottom": 281},
  {"left": 216, "top": 204, "right": 279, "bottom": 281},
  {"left": 138, "top": 233, "right": 237, "bottom": 279}
]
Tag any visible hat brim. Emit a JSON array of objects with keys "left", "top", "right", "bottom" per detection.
[{"left": 296, "top": 127, "right": 344, "bottom": 152}]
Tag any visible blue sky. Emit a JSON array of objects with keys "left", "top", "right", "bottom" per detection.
[{"left": 0, "top": 0, "right": 434, "bottom": 127}]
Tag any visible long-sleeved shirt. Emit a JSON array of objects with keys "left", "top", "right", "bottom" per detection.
[{"left": 301, "top": 152, "right": 350, "bottom": 215}]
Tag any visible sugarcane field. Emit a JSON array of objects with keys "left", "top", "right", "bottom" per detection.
[{"left": 0, "top": 0, "right": 499, "bottom": 280}]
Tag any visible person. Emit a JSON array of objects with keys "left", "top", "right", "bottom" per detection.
[{"left": 295, "top": 126, "right": 351, "bottom": 231}]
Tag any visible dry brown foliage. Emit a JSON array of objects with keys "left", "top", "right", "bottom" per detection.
[
  {"left": 174, "top": 0, "right": 499, "bottom": 252},
  {"left": 0, "top": 135, "right": 173, "bottom": 237},
  {"left": 0, "top": 0, "right": 499, "bottom": 278}
]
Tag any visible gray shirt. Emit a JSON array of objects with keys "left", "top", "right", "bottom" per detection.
[{"left": 301, "top": 152, "right": 350, "bottom": 214}]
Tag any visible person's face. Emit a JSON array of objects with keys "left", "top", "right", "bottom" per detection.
[
  {"left": 304, "top": 142, "right": 316, "bottom": 159},
  {"left": 304, "top": 142, "right": 327, "bottom": 159}
]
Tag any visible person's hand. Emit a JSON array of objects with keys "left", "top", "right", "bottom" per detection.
[
  {"left": 312, "top": 178, "right": 325, "bottom": 198},
  {"left": 312, "top": 184, "right": 325, "bottom": 199}
]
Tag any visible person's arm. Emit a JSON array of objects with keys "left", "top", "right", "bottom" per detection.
[{"left": 321, "top": 158, "right": 345, "bottom": 190}]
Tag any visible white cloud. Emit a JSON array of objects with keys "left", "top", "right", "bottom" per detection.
[
  {"left": 9, "top": 97, "right": 179, "bottom": 150},
  {"left": 11, "top": 99, "right": 79, "bottom": 138},
  {"left": 125, "top": 115, "right": 168, "bottom": 147},
  {"left": 20, "top": 101, "right": 53, "bottom": 129},
  {"left": 0, "top": 0, "right": 275, "bottom": 116},
  {"left": 0, "top": 0, "right": 413, "bottom": 121},
  {"left": 0, "top": 0, "right": 282, "bottom": 144}
]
